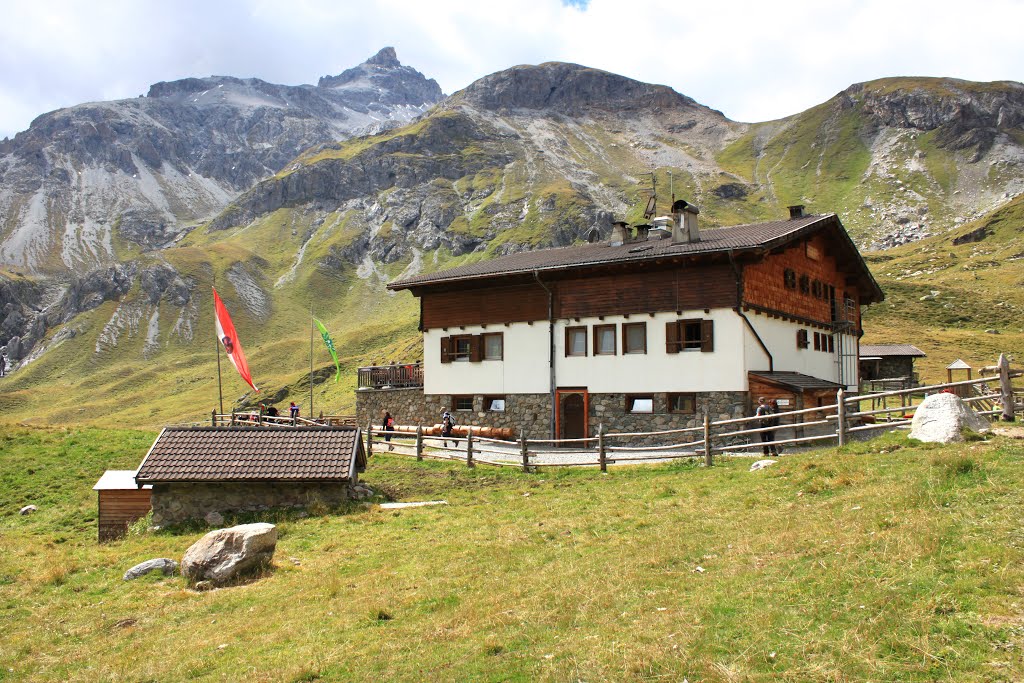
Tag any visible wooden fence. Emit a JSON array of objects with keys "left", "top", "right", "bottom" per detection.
[
  {"left": 363, "top": 355, "right": 1020, "bottom": 472},
  {"left": 209, "top": 410, "right": 357, "bottom": 427}
]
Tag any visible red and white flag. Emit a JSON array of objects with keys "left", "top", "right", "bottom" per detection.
[{"left": 213, "top": 287, "right": 258, "bottom": 393}]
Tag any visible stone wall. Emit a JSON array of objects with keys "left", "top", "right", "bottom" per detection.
[
  {"left": 357, "top": 388, "right": 749, "bottom": 444},
  {"left": 151, "top": 481, "right": 355, "bottom": 526}
]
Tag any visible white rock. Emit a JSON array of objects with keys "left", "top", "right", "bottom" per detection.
[
  {"left": 19, "top": 505, "right": 37, "bottom": 515},
  {"left": 750, "top": 459, "right": 776, "bottom": 472},
  {"left": 909, "top": 393, "right": 990, "bottom": 444},
  {"left": 123, "top": 558, "right": 178, "bottom": 581},
  {"left": 181, "top": 523, "right": 277, "bottom": 586}
]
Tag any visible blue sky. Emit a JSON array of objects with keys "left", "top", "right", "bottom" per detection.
[{"left": 0, "top": 0, "right": 1022, "bottom": 139}]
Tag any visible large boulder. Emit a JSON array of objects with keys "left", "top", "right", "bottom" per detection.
[
  {"left": 909, "top": 392, "right": 990, "bottom": 444},
  {"left": 181, "top": 523, "right": 277, "bottom": 586}
]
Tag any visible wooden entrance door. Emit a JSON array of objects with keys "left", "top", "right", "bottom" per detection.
[{"left": 557, "top": 389, "right": 588, "bottom": 444}]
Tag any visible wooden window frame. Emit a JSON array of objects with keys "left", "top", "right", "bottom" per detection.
[
  {"left": 482, "top": 332, "right": 504, "bottom": 361},
  {"left": 827, "top": 334, "right": 835, "bottom": 353},
  {"left": 565, "top": 326, "right": 587, "bottom": 357},
  {"left": 453, "top": 395, "right": 474, "bottom": 412},
  {"left": 441, "top": 334, "right": 483, "bottom": 363},
  {"left": 625, "top": 394, "right": 654, "bottom": 414},
  {"left": 783, "top": 268, "right": 797, "bottom": 290},
  {"left": 813, "top": 331, "right": 822, "bottom": 351},
  {"left": 622, "top": 322, "right": 647, "bottom": 354},
  {"left": 798, "top": 274, "right": 810, "bottom": 295},
  {"left": 667, "top": 392, "right": 696, "bottom": 414},
  {"left": 593, "top": 324, "right": 617, "bottom": 356}
]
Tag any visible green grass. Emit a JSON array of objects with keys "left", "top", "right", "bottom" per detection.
[{"left": 2, "top": 425, "right": 1024, "bottom": 681}]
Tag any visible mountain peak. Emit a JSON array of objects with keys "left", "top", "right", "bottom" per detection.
[
  {"left": 453, "top": 61, "right": 705, "bottom": 115},
  {"left": 365, "top": 47, "right": 401, "bottom": 68}
]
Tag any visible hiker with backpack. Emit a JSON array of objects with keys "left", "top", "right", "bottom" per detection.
[
  {"left": 755, "top": 397, "right": 779, "bottom": 457},
  {"left": 441, "top": 410, "right": 457, "bottom": 448},
  {"left": 383, "top": 411, "right": 395, "bottom": 451}
]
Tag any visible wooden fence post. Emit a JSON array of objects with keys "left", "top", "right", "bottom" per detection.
[
  {"left": 999, "top": 353, "right": 1015, "bottom": 421},
  {"left": 258, "top": 404, "right": 264, "bottom": 426},
  {"left": 416, "top": 425, "right": 423, "bottom": 461},
  {"left": 836, "top": 388, "right": 847, "bottom": 447},
  {"left": 230, "top": 410, "right": 237, "bottom": 426},
  {"left": 466, "top": 427, "right": 474, "bottom": 468},
  {"left": 520, "top": 430, "right": 530, "bottom": 473},
  {"left": 703, "top": 409, "right": 713, "bottom": 467},
  {"left": 366, "top": 421, "right": 373, "bottom": 458},
  {"left": 211, "top": 409, "right": 217, "bottom": 427},
  {"left": 598, "top": 423, "right": 607, "bottom": 473}
]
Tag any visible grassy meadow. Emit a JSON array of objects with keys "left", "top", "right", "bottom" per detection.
[{"left": 2, "top": 424, "right": 1024, "bottom": 681}]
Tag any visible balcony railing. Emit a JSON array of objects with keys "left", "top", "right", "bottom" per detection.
[{"left": 358, "top": 362, "right": 424, "bottom": 390}]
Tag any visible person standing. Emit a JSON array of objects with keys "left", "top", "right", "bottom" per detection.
[
  {"left": 383, "top": 411, "right": 395, "bottom": 451},
  {"left": 755, "top": 397, "right": 779, "bottom": 457},
  {"left": 290, "top": 402, "right": 300, "bottom": 420}
]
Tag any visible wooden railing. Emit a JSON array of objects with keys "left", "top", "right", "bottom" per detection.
[
  {"left": 210, "top": 411, "right": 357, "bottom": 427},
  {"left": 362, "top": 355, "right": 1020, "bottom": 472},
  {"left": 357, "top": 362, "right": 423, "bottom": 390}
]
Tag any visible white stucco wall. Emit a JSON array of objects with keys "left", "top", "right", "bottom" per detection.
[
  {"left": 740, "top": 311, "right": 859, "bottom": 388},
  {"left": 424, "top": 310, "right": 749, "bottom": 395}
]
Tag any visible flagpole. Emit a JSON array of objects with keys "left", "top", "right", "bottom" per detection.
[
  {"left": 214, "top": 281, "right": 223, "bottom": 417},
  {"left": 309, "top": 302, "right": 314, "bottom": 418}
]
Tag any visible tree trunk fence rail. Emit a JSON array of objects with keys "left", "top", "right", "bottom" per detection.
[{"left": 361, "top": 355, "right": 1019, "bottom": 471}]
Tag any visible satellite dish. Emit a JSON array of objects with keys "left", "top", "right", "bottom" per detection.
[{"left": 643, "top": 195, "right": 656, "bottom": 220}]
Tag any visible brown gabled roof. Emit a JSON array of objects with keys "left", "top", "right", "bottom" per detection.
[
  {"left": 859, "top": 344, "right": 926, "bottom": 358},
  {"left": 749, "top": 371, "right": 845, "bottom": 391},
  {"left": 135, "top": 426, "right": 364, "bottom": 484},
  {"left": 388, "top": 213, "right": 884, "bottom": 303}
]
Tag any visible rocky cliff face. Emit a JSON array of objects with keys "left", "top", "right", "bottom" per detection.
[{"left": 0, "top": 48, "right": 443, "bottom": 274}]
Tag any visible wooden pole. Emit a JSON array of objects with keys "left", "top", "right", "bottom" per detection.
[
  {"left": 466, "top": 427, "right": 474, "bottom": 468},
  {"left": 703, "top": 409, "right": 712, "bottom": 467},
  {"left": 520, "top": 430, "right": 530, "bottom": 473},
  {"left": 213, "top": 284, "right": 224, "bottom": 416},
  {"left": 836, "top": 388, "right": 847, "bottom": 447},
  {"left": 309, "top": 304, "right": 314, "bottom": 418},
  {"left": 999, "top": 353, "right": 1015, "bottom": 421},
  {"left": 211, "top": 409, "right": 217, "bottom": 427},
  {"left": 598, "top": 422, "right": 607, "bottom": 473},
  {"left": 366, "top": 420, "right": 373, "bottom": 458},
  {"left": 416, "top": 425, "right": 423, "bottom": 461}
]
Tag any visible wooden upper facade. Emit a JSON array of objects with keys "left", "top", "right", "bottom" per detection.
[{"left": 391, "top": 213, "right": 882, "bottom": 333}]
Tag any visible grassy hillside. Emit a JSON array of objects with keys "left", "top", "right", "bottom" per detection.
[
  {"left": 863, "top": 193, "right": 1024, "bottom": 381},
  {"left": 2, "top": 425, "right": 1023, "bottom": 681}
]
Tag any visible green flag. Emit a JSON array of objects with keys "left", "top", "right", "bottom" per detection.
[{"left": 314, "top": 318, "right": 341, "bottom": 383}]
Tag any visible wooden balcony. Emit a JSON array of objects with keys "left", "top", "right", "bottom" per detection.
[{"left": 357, "top": 362, "right": 424, "bottom": 390}]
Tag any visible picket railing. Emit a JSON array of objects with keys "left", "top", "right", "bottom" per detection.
[
  {"left": 363, "top": 355, "right": 1019, "bottom": 472},
  {"left": 209, "top": 410, "right": 357, "bottom": 427}
]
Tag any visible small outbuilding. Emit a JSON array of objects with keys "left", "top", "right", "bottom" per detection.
[
  {"left": 135, "top": 426, "right": 366, "bottom": 526},
  {"left": 93, "top": 470, "right": 152, "bottom": 542},
  {"left": 859, "top": 343, "right": 926, "bottom": 384}
]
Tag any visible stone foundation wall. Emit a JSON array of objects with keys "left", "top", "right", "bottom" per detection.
[
  {"left": 357, "top": 388, "right": 749, "bottom": 445},
  {"left": 151, "top": 482, "right": 355, "bottom": 526}
]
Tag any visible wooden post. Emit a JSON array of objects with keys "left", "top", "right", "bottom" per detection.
[
  {"left": 520, "top": 430, "right": 530, "bottom": 473},
  {"left": 366, "top": 420, "right": 373, "bottom": 458},
  {"left": 836, "top": 388, "right": 847, "bottom": 447},
  {"left": 703, "top": 409, "right": 712, "bottom": 467},
  {"left": 999, "top": 353, "right": 1015, "bottom": 422},
  {"left": 466, "top": 427, "right": 475, "bottom": 468},
  {"left": 415, "top": 425, "right": 423, "bottom": 461},
  {"left": 258, "top": 404, "right": 264, "bottom": 426},
  {"left": 230, "top": 410, "right": 236, "bottom": 426},
  {"left": 598, "top": 422, "right": 607, "bottom": 473},
  {"left": 211, "top": 409, "right": 217, "bottom": 427}
]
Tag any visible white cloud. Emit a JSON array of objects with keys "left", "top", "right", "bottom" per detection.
[{"left": 0, "top": 0, "right": 1021, "bottom": 138}]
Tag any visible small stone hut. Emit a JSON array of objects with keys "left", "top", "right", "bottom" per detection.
[
  {"left": 859, "top": 344, "right": 926, "bottom": 383},
  {"left": 135, "top": 426, "right": 366, "bottom": 526}
]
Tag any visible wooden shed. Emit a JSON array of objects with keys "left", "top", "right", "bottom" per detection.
[{"left": 93, "top": 470, "right": 152, "bottom": 542}]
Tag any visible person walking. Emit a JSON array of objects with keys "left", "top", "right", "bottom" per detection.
[
  {"left": 383, "top": 411, "right": 395, "bottom": 451},
  {"left": 441, "top": 410, "right": 457, "bottom": 448},
  {"left": 755, "top": 397, "right": 779, "bottom": 457}
]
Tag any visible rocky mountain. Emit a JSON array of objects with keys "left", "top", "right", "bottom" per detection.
[
  {"left": 0, "top": 47, "right": 442, "bottom": 274},
  {"left": 1, "top": 60, "right": 1023, "bottom": 427}
]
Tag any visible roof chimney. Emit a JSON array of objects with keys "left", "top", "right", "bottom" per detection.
[
  {"left": 671, "top": 199, "right": 700, "bottom": 244},
  {"left": 635, "top": 224, "right": 650, "bottom": 241},
  {"left": 788, "top": 205, "right": 805, "bottom": 219},
  {"left": 610, "top": 221, "right": 629, "bottom": 247}
]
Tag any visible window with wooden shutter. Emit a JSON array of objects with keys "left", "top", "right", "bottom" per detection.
[
  {"left": 440, "top": 336, "right": 452, "bottom": 363},
  {"left": 799, "top": 274, "right": 810, "bottom": 295},
  {"left": 667, "top": 319, "right": 713, "bottom": 352},
  {"left": 470, "top": 335, "right": 483, "bottom": 362},
  {"left": 813, "top": 331, "right": 821, "bottom": 351},
  {"left": 797, "top": 329, "right": 809, "bottom": 349},
  {"left": 783, "top": 269, "right": 796, "bottom": 290}
]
